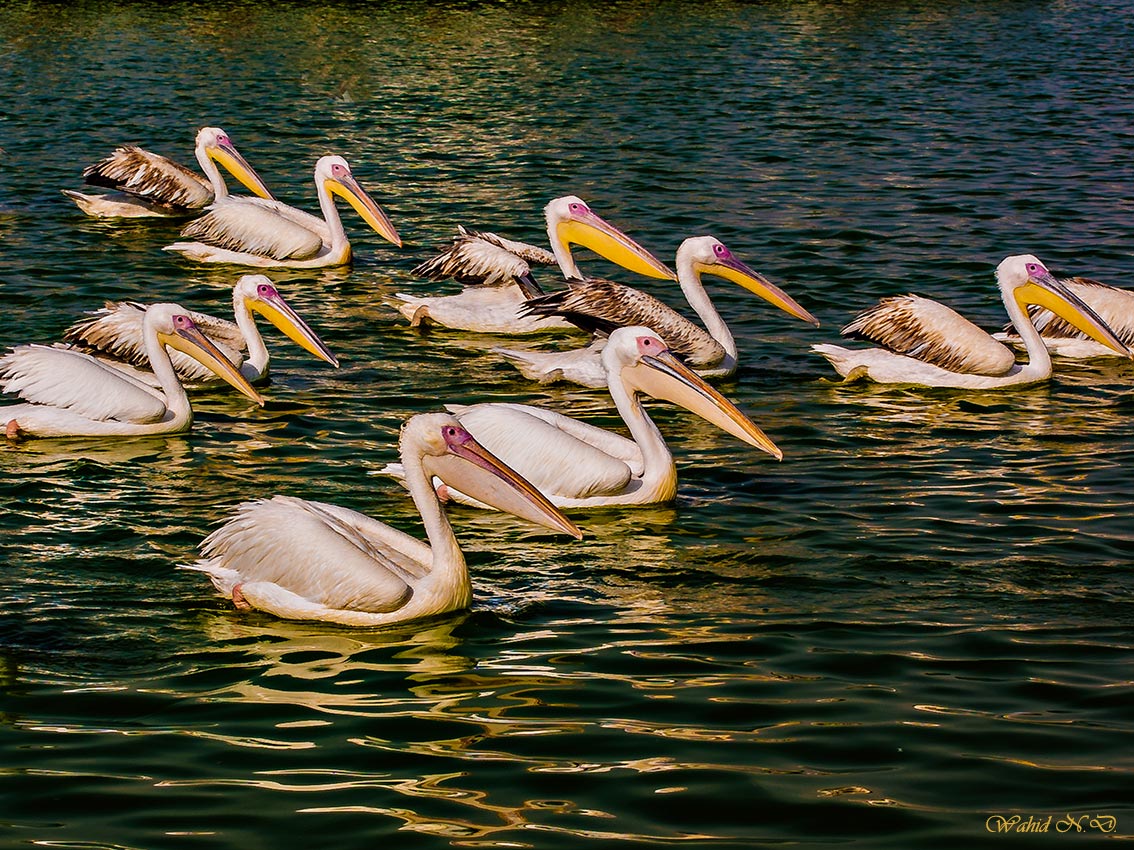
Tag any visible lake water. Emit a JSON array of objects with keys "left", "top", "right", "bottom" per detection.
[{"left": 1, "top": 1, "right": 1132, "bottom": 847}]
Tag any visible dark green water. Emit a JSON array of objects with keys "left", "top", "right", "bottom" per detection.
[{"left": 2, "top": 1, "right": 1133, "bottom": 847}]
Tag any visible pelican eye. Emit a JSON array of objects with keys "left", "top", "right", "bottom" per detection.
[
  {"left": 1026, "top": 262, "right": 1044, "bottom": 275},
  {"left": 713, "top": 243, "right": 729, "bottom": 258},
  {"left": 257, "top": 284, "right": 274, "bottom": 296},
  {"left": 173, "top": 315, "right": 193, "bottom": 329},
  {"left": 331, "top": 163, "right": 350, "bottom": 178}
]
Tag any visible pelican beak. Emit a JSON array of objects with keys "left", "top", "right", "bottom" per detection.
[
  {"left": 701, "top": 255, "right": 820, "bottom": 327},
  {"left": 158, "top": 317, "right": 265, "bottom": 405},
  {"left": 556, "top": 209, "right": 676, "bottom": 281},
  {"left": 426, "top": 425, "right": 583, "bottom": 539},
  {"left": 250, "top": 289, "right": 339, "bottom": 367},
  {"left": 624, "top": 349, "right": 782, "bottom": 460},
  {"left": 1015, "top": 271, "right": 1132, "bottom": 358},
  {"left": 209, "top": 140, "right": 276, "bottom": 201},
  {"left": 327, "top": 172, "right": 403, "bottom": 247}
]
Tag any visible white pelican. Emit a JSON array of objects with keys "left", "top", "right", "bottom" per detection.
[
  {"left": 993, "top": 276, "right": 1134, "bottom": 359},
  {"left": 164, "top": 155, "right": 402, "bottom": 268},
  {"left": 62, "top": 127, "right": 275, "bottom": 219},
  {"left": 390, "top": 196, "right": 677, "bottom": 334},
  {"left": 811, "top": 254, "right": 1132, "bottom": 389},
  {"left": 184, "top": 412, "right": 582, "bottom": 626},
  {"left": 383, "top": 327, "right": 781, "bottom": 509},
  {"left": 2, "top": 304, "right": 264, "bottom": 440},
  {"left": 492, "top": 236, "right": 821, "bottom": 388},
  {"left": 61, "top": 275, "right": 338, "bottom": 386}
]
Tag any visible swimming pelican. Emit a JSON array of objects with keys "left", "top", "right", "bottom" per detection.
[
  {"left": 62, "top": 126, "right": 275, "bottom": 219},
  {"left": 383, "top": 327, "right": 781, "bottom": 509},
  {"left": 492, "top": 236, "right": 820, "bottom": 388},
  {"left": 184, "top": 412, "right": 582, "bottom": 626},
  {"left": 62, "top": 275, "right": 338, "bottom": 386},
  {"left": 164, "top": 155, "right": 401, "bottom": 268},
  {"left": 2, "top": 304, "right": 264, "bottom": 440},
  {"left": 993, "top": 276, "right": 1134, "bottom": 359},
  {"left": 390, "top": 196, "right": 676, "bottom": 334},
  {"left": 811, "top": 254, "right": 1132, "bottom": 389}
]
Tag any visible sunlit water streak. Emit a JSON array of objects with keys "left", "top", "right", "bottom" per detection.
[{"left": 2, "top": 1, "right": 1134, "bottom": 848}]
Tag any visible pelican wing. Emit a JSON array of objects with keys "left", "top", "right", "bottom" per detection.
[
  {"left": 63, "top": 302, "right": 246, "bottom": 383},
  {"left": 198, "top": 496, "right": 423, "bottom": 613},
  {"left": 413, "top": 228, "right": 543, "bottom": 289},
  {"left": 82, "top": 145, "right": 212, "bottom": 210},
  {"left": 520, "top": 278, "right": 723, "bottom": 367},
  {"left": 453, "top": 403, "right": 635, "bottom": 498},
  {"left": 0, "top": 344, "right": 167, "bottom": 423},
  {"left": 180, "top": 202, "right": 324, "bottom": 261},
  {"left": 461, "top": 227, "right": 556, "bottom": 266},
  {"left": 1025, "top": 278, "right": 1134, "bottom": 344},
  {"left": 842, "top": 294, "right": 1016, "bottom": 376}
]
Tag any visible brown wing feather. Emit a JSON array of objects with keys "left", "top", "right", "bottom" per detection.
[
  {"left": 844, "top": 294, "right": 1015, "bottom": 376},
  {"left": 82, "top": 145, "right": 212, "bottom": 211},
  {"left": 459, "top": 227, "right": 557, "bottom": 266},
  {"left": 521, "top": 279, "right": 723, "bottom": 367}
]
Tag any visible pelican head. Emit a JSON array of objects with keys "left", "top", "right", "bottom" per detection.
[
  {"left": 234, "top": 275, "right": 339, "bottom": 367},
  {"left": 682, "top": 236, "right": 820, "bottom": 327},
  {"left": 147, "top": 303, "right": 265, "bottom": 405},
  {"left": 405, "top": 413, "right": 583, "bottom": 538},
  {"left": 999, "top": 254, "right": 1132, "bottom": 357},
  {"left": 606, "top": 327, "right": 782, "bottom": 460},
  {"left": 316, "top": 155, "right": 402, "bottom": 247},
  {"left": 545, "top": 195, "right": 676, "bottom": 280},
  {"left": 195, "top": 126, "right": 276, "bottom": 201}
]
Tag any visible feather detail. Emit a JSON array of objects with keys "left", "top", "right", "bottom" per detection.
[
  {"left": 179, "top": 204, "right": 324, "bottom": 261},
  {"left": 82, "top": 145, "right": 212, "bottom": 211},
  {"left": 412, "top": 226, "right": 552, "bottom": 294},
  {"left": 520, "top": 278, "right": 725, "bottom": 367},
  {"left": 842, "top": 294, "right": 1016, "bottom": 376}
]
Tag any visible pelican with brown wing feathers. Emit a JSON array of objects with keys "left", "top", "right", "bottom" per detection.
[
  {"left": 492, "top": 236, "right": 820, "bottom": 388},
  {"left": 812, "top": 254, "right": 1131, "bottom": 388},
  {"left": 391, "top": 196, "right": 676, "bottom": 334},
  {"left": 63, "top": 127, "right": 275, "bottom": 219}
]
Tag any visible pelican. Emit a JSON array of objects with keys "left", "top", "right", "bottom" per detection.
[
  {"left": 164, "top": 155, "right": 401, "bottom": 268},
  {"left": 993, "top": 276, "right": 1134, "bottom": 358},
  {"left": 492, "top": 236, "right": 820, "bottom": 388},
  {"left": 2, "top": 304, "right": 264, "bottom": 440},
  {"left": 390, "top": 196, "right": 676, "bottom": 334},
  {"left": 183, "top": 412, "right": 582, "bottom": 626},
  {"left": 383, "top": 327, "right": 781, "bottom": 509},
  {"left": 62, "top": 126, "right": 275, "bottom": 219},
  {"left": 61, "top": 275, "right": 338, "bottom": 387},
  {"left": 811, "top": 254, "right": 1132, "bottom": 389}
]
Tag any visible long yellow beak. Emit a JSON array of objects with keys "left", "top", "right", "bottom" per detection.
[
  {"left": 556, "top": 211, "right": 676, "bottom": 281},
  {"left": 158, "top": 319, "right": 265, "bottom": 405},
  {"left": 700, "top": 254, "right": 820, "bottom": 327},
  {"left": 250, "top": 288, "right": 339, "bottom": 367},
  {"left": 1016, "top": 274, "right": 1131, "bottom": 358},
  {"left": 209, "top": 142, "right": 276, "bottom": 201},
  {"left": 328, "top": 173, "right": 403, "bottom": 247},
  {"left": 426, "top": 425, "right": 583, "bottom": 538},
  {"left": 624, "top": 349, "right": 782, "bottom": 460}
]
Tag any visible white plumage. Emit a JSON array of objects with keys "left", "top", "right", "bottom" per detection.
[
  {"left": 63, "top": 126, "right": 275, "bottom": 218},
  {"left": 382, "top": 328, "right": 782, "bottom": 509},
  {"left": 164, "top": 155, "right": 401, "bottom": 268},
  {"left": 812, "top": 254, "right": 1131, "bottom": 389},
  {"left": 494, "top": 235, "right": 820, "bottom": 388},
  {"left": 994, "top": 276, "right": 1134, "bottom": 358},
  {"left": 2, "top": 304, "right": 264, "bottom": 440},
  {"left": 390, "top": 196, "right": 675, "bottom": 334},
  {"left": 185, "top": 413, "right": 582, "bottom": 626}
]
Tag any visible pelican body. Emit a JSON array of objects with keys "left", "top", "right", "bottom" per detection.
[
  {"left": 384, "top": 328, "right": 781, "bottom": 510},
  {"left": 185, "top": 413, "right": 582, "bottom": 626},
  {"left": 812, "top": 254, "right": 1132, "bottom": 389},
  {"left": 2, "top": 304, "right": 264, "bottom": 440},
  {"left": 164, "top": 155, "right": 401, "bottom": 268},
  {"left": 494, "top": 236, "right": 820, "bottom": 388},
  {"left": 63, "top": 127, "right": 275, "bottom": 219},
  {"left": 391, "top": 196, "right": 676, "bottom": 334},
  {"left": 995, "top": 276, "right": 1134, "bottom": 358},
  {"left": 62, "top": 275, "right": 338, "bottom": 386}
]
